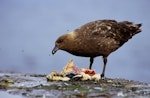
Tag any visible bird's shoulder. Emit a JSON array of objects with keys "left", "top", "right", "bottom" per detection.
[{"left": 75, "top": 20, "right": 119, "bottom": 38}]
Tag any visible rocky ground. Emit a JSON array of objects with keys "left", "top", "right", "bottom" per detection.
[{"left": 0, "top": 70, "right": 150, "bottom": 98}]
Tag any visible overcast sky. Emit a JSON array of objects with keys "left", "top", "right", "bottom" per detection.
[{"left": 0, "top": 0, "right": 150, "bottom": 83}]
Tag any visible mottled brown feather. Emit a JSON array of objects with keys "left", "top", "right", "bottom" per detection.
[{"left": 55, "top": 20, "right": 141, "bottom": 57}]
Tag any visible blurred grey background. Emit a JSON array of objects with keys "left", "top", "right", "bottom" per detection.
[{"left": 0, "top": 0, "right": 149, "bottom": 83}]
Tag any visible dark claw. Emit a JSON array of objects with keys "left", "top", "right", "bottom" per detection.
[{"left": 101, "top": 74, "right": 104, "bottom": 78}]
